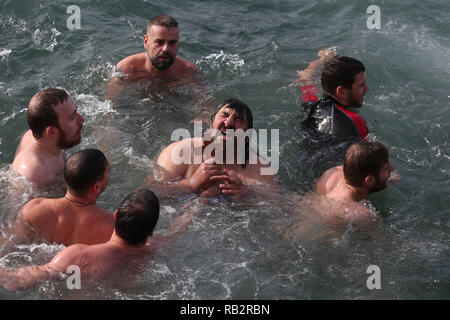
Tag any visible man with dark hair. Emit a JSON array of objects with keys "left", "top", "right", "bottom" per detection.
[
  {"left": 147, "top": 98, "right": 276, "bottom": 199},
  {"left": 297, "top": 49, "right": 370, "bottom": 141},
  {"left": 7, "top": 149, "right": 114, "bottom": 246},
  {"left": 12, "top": 88, "right": 85, "bottom": 186},
  {"left": 283, "top": 141, "right": 395, "bottom": 242},
  {"left": 112, "top": 14, "right": 202, "bottom": 86},
  {"left": 314, "top": 141, "right": 394, "bottom": 217},
  {"left": 0, "top": 189, "right": 165, "bottom": 291}
]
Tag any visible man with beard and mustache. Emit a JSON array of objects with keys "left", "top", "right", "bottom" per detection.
[
  {"left": 11, "top": 88, "right": 85, "bottom": 187},
  {"left": 3, "top": 149, "right": 114, "bottom": 247},
  {"left": 297, "top": 49, "right": 370, "bottom": 142},
  {"left": 312, "top": 141, "right": 394, "bottom": 224},
  {"left": 113, "top": 15, "right": 202, "bottom": 86},
  {"left": 146, "top": 98, "right": 277, "bottom": 200},
  {"left": 282, "top": 141, "right": 394, "bottom": 242}
]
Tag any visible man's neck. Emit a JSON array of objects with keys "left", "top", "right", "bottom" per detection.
[
  {"left": 328, "top": 181, "right": 368, "bottom": 203},
  {"left": 326, "top": 94, "right": 349, "bottom": 108},
  {"left": 109, "top": 232, "right": 146, "bottom": 250},
  {"left": 144, "top": 57, "right": 173, "bottom": 78},
  {"left": 35, "top": 138, "right": 62, "bottom": 157},
  {"left": 64, "top": 191, "right": 98, "bottom": 207}
]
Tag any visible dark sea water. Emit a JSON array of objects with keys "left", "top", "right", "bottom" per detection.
[{"left": 0, "top": 0, "right": 449, "bottom": 299}]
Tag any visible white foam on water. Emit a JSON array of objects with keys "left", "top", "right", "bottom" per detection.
[
  {"left": 196, "top": 50, "right": 246, "bottom": 77},
  {"left": 74, "top": 93, "right": 116, "bottom": 118},
  {"left": 0, "top": 49, "right": 12, "bottom": 61},
  {"left": 31, "top": 27, "right": 62, "bottom": 52}
]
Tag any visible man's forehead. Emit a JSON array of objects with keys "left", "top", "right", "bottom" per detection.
[
  {"left": 148, "top": 25, "right": 179, "bottom": 38},
  {"left": 355, "top": 72, "right": 367, "bottom": 83},
  {"left": 54, "top": 97, "right": 76, "bottom": 118}
]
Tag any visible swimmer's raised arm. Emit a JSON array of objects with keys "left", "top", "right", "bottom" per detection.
[{"left": 297, "top": 48, "right": 337, "bottom": 84}]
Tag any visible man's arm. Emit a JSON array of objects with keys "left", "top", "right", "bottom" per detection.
[
  {"left": 296, "top": 48, "right": 337, "bottom": 102},
  {"left": 0, "top": 244, "right": 84, "bottom": 291},
  {"left": 146, "top": 140, "right": 227, "bottom": 197}
]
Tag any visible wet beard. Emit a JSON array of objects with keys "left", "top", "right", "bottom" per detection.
[
  {"left": 57, "top": 127, "right": 81, "bottom": 149},
  {"left": 150, "top": 54, "right": 175, "bottom": 71},
  {"left": 368, "top": 177, "right": 387, "bottom": 193}
]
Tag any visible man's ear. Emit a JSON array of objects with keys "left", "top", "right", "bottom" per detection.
[
  {"left": 364, "top": 175, "right": 375, "bottom": 187},
  {"left": 113, "top": 209, "right": 118, "bottom": 220},
  {"left": 44, "top": 126, "right": 57, "bottom": 138},
  {"left": 335, "top": 85, "right": 347, "bottom": 101},
  {"left": 143, "top": 35, "right": 149, "bottom": 49}
]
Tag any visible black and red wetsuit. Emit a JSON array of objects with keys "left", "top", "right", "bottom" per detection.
[{"left": 300, "top": 84, "right": 369, "bottom": 141}]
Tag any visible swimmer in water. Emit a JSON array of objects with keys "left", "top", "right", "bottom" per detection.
[
  {"left": 297, "top": 49, "right": 370, "bottom": 141},
  {"left": 283, "top": 141, "right": 395, "bottom": 242},
  {"left": 3, "top": 149, "right": 114, "bottom": 247},
  {"left": 313, "top": 141, "right": 394, "bottom": 228},
  {"left": 0, "top": 189, "right": 177, "bottom": 291},
  {"left": 146, "top": 98, "right": 279, "bottom": 201},
  {"left": 11, "top": 88, "right": 85, "bottom": 187},
  {"left": 105, "top": 15, "right": 203, "bottom": 102}
]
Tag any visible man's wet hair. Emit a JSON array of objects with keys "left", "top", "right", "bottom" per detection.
[
  {"left": 28, "top": 88, "right": 69, "bottom": 139},
  {"left": 147, "top": 15, "right": 178, "bottom": 34},
  {"left": 321, "top": 56, "right": 365, "bottom": 96},
  {"left": 115, "top": 189, "right": 160, "bottom": 246},
  {"left": 64, "top": 149, "right": 108, "bottom": 197},
  {"left": 343, "top": 141, "right": 389, "bottom": 187}
]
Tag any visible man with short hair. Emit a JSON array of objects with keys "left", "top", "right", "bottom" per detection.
[
  {"left": 8, "top": 149, "right": 114, "bottom": 247},
  {"left": 147, "top": 98, "right": 276, "bottom": 199},
  {"left": 113, "top": 14, "right": 202, "bottom": 86},
  {"left": 297, "top": 49, "right": 370, "bottom": 141},
  {"left": 0, "top": 189, "right": 164, "bottom": 291},
  {"left": 12, "top": 88, "right": 85, "bottom": 186},
  {"left": 314, "top": 141, "right": 394, "bottom": 222},
  {"left": 283, "top": 141, "right": 395, "bottom": 241}
]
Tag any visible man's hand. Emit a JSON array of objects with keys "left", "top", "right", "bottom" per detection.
[
  {"left": 317, "top": 48, "right": 336, "bottom": 62},
  {"left": 189, "top": 158, "right": 227, "bottom": 192},
  {"left": 209, "top": 169, "right": 249, "bottom": 199}
]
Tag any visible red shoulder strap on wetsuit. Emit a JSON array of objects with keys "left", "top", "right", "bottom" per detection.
[{"left": 335, "top": 105, "right": 369, "bottom": 140}]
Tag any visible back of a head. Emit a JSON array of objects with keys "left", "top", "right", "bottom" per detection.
[
  {"left": 210, "top": 98, "right": 253, "bottom": 129},
  {"left": 115, "top": 189, "right": 160, "bottom": 246},
  {"left": 28, "top": 88, "right": 69, "bottom": 139},
  {"left": 321, "top": 56, "right": 365, "bottom": 96},
  {"left": 64, "top": 149, "right": 107, "bottom": 197},
  {"left": 147, "top": 15, "right": 178, "bottom": 33},
  {"left": 343, "top": 141, "right": 389, "bottom": 187}
]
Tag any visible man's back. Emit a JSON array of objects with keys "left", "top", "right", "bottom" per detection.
[{"left": 19, "top": 198, "right": 114, "bottom": 246}]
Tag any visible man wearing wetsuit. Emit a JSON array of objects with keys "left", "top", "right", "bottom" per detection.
[
  {"left": 293, "top": 50, "right": 370, "bottom": 182},
  {"left": 297, "top": 50, "right": 369, "bottom": 142}
]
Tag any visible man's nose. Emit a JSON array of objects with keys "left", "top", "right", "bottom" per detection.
[
  {"left": 77, "top": 113, "right": 85, "bottom": 124},
  {"left": 224, "top": 116, "right": 234, "bottom": 127}
]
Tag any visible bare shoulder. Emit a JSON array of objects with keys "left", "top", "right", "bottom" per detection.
[
  {"left": 315, "top": 166, "right": 344, "bottom": 194},
  {"left": 157, "top": 138, "right": 199, "bottom": 164},
  {"left": 116, "top": 52, "right": 147, "bottom": 75},
  {"left": 14, "top": 130, "right": 34, "bottom": 156},
  {"left": 12, "top": 149, "right": 48, "bottom": 185},
  {"left": 49, "top": 243, "right": 89, "bottom": 272},
  {"left": 157, "top": 138, "right": 199, "bottom": 180},
  {"left": 20, "top": 198, "right": 49, "bottom": 221},
  {"left": 175, "top": 57, "right": 202, "bottom": 80}
]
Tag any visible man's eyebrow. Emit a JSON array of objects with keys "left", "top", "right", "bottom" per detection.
[{"left": 70, "top": 108, "right": 77, "bottom": 118}]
